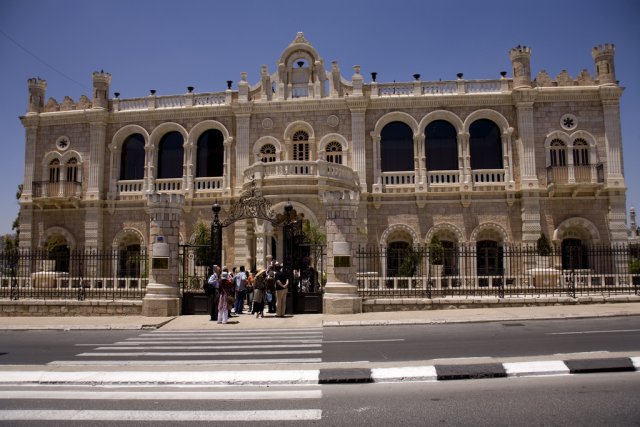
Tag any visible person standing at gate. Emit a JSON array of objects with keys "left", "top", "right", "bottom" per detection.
[
  {"left": 234, "top": 265, "right": 248, "bottom": 315},
  {"left": 274, "top": 262, "right": 289, "bottom": 317},
  {"left": 251, "top": 269, "right": 266, "bottom": 318},
  {"left": 217, "top": 271, "right": 234, "bottom": 324},
  {"left": 207, "top": 265, "right": 221, "bottom": 321}
]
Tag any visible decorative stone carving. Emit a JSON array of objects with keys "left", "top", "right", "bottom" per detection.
[
  {"left": 261, "top": 118, "right": 273, "bottom": 129},
  {"left": 556, "top": 70, "right": 574, "bottom": 86},
  {"left": 560, "top": 113, "right": 578, "bottom": 131},
  {"left": 55, "top": 136, "right": 70, "bottom": 151},
  {"left": 576, "top": 69, "right": 595, "bottom": 86},
  {"left": 60, "top": 96, "right": 75, "bottom": 111},
  {"left": 535, "top": 70, "right": 553, "bottom": 87},
  {"left": 327, "top": 115, "right": 339, "bottom": 128},
  {"left": 44, "top": 97, "right": 59, "bottom": 112},
  {"left": 77, "top": 95, "right": 92, "bottom": 109}
]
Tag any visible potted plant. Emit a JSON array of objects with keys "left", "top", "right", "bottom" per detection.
[{"left": 536, "top": 233, "right": 553, "bottom": 269}]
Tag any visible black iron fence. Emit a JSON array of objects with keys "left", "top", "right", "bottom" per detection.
[
  {"left": 0, "top": 249, "right": 148, "bottom": 300},
  {"left": 357, "top": 243, "right": 640, "bottom": 298}
]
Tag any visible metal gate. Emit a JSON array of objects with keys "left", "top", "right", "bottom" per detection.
[{"left": 179, "top": 244, "right": 210, "bottom": 315}]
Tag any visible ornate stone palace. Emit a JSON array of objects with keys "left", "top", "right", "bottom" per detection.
[{"left": 17, "top": 33, "right": 628, "bottom": 313}]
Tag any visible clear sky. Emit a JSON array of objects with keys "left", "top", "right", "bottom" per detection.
[{"left": 0, "top": 0, "right": 638, "bottom": 236}]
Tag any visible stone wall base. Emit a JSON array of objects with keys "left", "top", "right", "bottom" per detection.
[
  {"left": 323, "top": 282, "right": 362, "bottom": 314},
  {"left": 363, "top": 295, "right": 640, "bottom": 312},
  {"left": 0, "top": 300, "right": 142, "bottom": 317},
  {"left": 141, "top": 297, "right": 181, "bottom": 317}
]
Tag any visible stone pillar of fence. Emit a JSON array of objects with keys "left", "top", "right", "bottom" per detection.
[
  {"left": 322, "top": 190, "right": 362, "bottom": 314},
  {"left": 142, "top": 194, "right": 184, "bottom": 317}
]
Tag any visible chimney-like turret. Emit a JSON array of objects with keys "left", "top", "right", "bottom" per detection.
[
  {"left": 92, "top": 70, "right": 112, "bottom": 109},
  {"left": 509, "top": 45, "right": 532, "bottom": 89},
  {"left": 592, "top": 44, "right": 616, "bottom": 85},
  {"left": 27, "top": 77, "right": 47, "bottom": 114}
]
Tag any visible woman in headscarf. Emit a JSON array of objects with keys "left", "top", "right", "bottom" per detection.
[
  {"left": 251, "top": 269, "right": 267, "bottom": 318},
  {"left": 217, "top": 271, "right": 235, "bottom": 324}
]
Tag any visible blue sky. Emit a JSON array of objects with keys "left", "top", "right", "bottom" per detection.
[{"left": 0, "top": 0, "right": 638, "bottom": 236}]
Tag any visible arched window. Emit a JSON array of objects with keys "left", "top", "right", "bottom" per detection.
[
  {"left": 470, "top": 119, "right": 502, "bottom": 169},
  {"left": 325, "top": 141, "right": 343, "bottom": 164},
  {"left": 49, "top": 159, "right": 60, "bottom": 182},
  {"left": 118, "top": 244, "right": 142, "bottom": 277},
  {"left": 292, "top": 130, "right": 310, "bottom": 161},
  {"left": 380, "top": 122, "right": 414, "bottom": 172},
  {"left": 550, "top": 139, "right": 567, "bottom": 166},
  {"left": 120, "top": 133, "right": 145, "bottom": 180},
  {"left": 425, "top": 120, "right": 458, "bottom": 171},
  {"left": 157, "top": 131, "right": 184, "bottom": 179},
  {"left": 573, "top": 138, "right": 589, "bottom": 166},
  {"left": 66, "top": 158, "right": 79, "bottom": 182},
  {"left": 476, "top": 240, "right": 503, "bottom": 277},
  {"left": 196, "top": 129, "right": 224, "bottom": 177},
  {"left": 260, "top": 144, "right": 277, "bottom": 163},
  {"left": 387, "top": 241, "right": 410, "bottom": 279}
]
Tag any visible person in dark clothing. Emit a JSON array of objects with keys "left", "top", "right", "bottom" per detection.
[{"left": 207, "top": 265, "right": 220, "bottom": 321}]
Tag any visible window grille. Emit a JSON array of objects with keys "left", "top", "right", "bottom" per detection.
[
  {"left": 325, "top": 141, "right": 343, "bottom": 164},
  {"left": 550, "top": 139, "right": 567, "bottom": 166},
  {"left": 573, "top": 138, "right": 589, "bottom": 165},
  {"left": 49, "top": 159, "right": 60, "bottom": 182},
  {"left": 260, "top": 144, "right": 277, "bottom": 163}
]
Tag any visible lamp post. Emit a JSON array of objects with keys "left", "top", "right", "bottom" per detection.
[{"left": 211, "top": 202, "right": 222, "bottom": 268}]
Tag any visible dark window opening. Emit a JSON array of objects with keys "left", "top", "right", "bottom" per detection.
[
  {"left": 477, "top": 240, "right": 503, "bottom": 276},
  {"left": 425, "top": 120, "right": 458, "bottom": 171},
  {"left": 381, "top": 122, "right": 414, "bottom": 172},
  {"left": 470, "top": 119, "right": 502, "bottom": 170},
  {"left": 120, "top": 133, "right": 145, "bottom": 180},
  {"left": 196, "top": 129, "right": 224, "bottom": 177},
  {"left": 157, "top": 131, "right": 184, "bottom": 179},
  {"left": 561, "top": 238, "right": 589, "bottom": 270}
]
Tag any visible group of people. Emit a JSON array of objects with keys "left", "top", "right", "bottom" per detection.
[{"left": 205, "top": 261, "right": 290, "bottom": 324}]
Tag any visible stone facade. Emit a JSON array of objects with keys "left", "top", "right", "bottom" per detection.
[{"left": 17, "top": 34, "right": 628, "bottom": 314}]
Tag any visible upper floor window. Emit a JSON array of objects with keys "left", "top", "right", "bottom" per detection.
[
  {"left": 325, "top": 141, "right": 343, "bottom": 164},
  {"left": 470, "top": 119, "right": 502, "bottom": 170},
  {"left": 260, "top": 144, "right": 277, "bottom": 163},
  {"left": 196, "top": 129, "right": 224, "bottom": 177},
  {"left": 425, "top": 120, "right": 458, "bottom": 171},
  {"left": 573, "top": 138, "right": 589, "bottom": 166},
  {"left": 120, "top": 133, "right": 145, "bottom": 180},
  {"left": 292, "top": 130, "right": 310, "bottom": 161},
  {"left": 550, "top": 139, "right": 567, "bottom": 166},
  {"left": 380, "top": 121, "right": 414, "bottom": 172},
  {"left": 66, "top": 158, "right": 79, "bottom": 182},
  {"left": 157, "top": 131, "right": 184, "bottom": 179},
  {"left": 49, "top": 159, "right": 60, "bottom": 182}
]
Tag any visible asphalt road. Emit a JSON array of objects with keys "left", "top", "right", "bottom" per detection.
[
  {"left": 0, "top": 316, "right": 639, "bottom": 365},
  {"left": 0, "top": 373, "right": 637, "bottom": 426}
]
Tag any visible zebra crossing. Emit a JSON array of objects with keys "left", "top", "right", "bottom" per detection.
[
  {"left": 49, "top": 327, "right": 324, "bottom": 366},
  {"left": 0, "top": 385, "right": 323, "bottom": 423}
]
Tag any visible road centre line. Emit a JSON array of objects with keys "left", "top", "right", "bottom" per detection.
[
  {"left": 548, "top": 329, "right": 640, "bottom": 335},
  {"left": 0, "top": 409, "right": 322, "bottom": 422},
  {"left": 0, "top": 390, "right": 321, "bottom": 400}
]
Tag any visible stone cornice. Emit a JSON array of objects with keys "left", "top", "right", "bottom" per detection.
[
  {"left": 20, "top": 114, "right": 40, "bottom": 128},
  {"left": 367, "top": 93, "right": 514, "bottom": 110},
  {"left": 110, "top": 106, "right": 234, "bottom": 123},
  {"left": 533, "top": 86, "right": 605, "bottom": 103}
]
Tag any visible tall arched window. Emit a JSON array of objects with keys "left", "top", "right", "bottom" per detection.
[
  {"left": 157, "top": 131, "right": 184, "bottom": 179},
  {"left": 49, "top": 159, "right": 61, "bottom": 182},
  {"left": 476, "top": 240, "right": 503, "bottom": 277},
  {"left": 425, "top": 120, "right": 458, "bottom": 171},
  {"left": 470, "top": 119, "right": 502, "bottom": 169},
  {"left": 292, "top": 130, "right": 310, "bottom": 161},
  {"left": 561, "top": 238, "right": 589, "bottom": 270},
  {"left": 196, "top": 129, "right": 224, "bottom": 177},
  {"left": 380, "top": 122, "right": 414, "bottom": 172},
  {"left": 66, "top": 158, "right": 79, "bottom": 182},
  {"left": 120, "top": 133, "right": 145, "bottom": 180},
  {"left": 260, "top": 144, "right": 277, "bottom": 163},
  {"left": 550, "top": 139, "right": 567, "bottom": 166},
  {"left": 573, "top": 138, "right": 589, "bottom": 166},
  {"left": 387, "top": 241, "right": 410, "bottom": 279},
  {"left": 325, "top": 141, "right": 343, "bottom": 164}
]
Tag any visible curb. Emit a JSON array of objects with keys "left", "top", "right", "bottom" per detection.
[{"left": 2, "top": 358, "right": 638, "bottom": 386}]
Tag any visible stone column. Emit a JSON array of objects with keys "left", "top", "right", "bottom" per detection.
[
  {"left": 20, "top": 115, "right": 39, "bottom": 202},
  {"left": 142, "top": 194, "right": 184, "bottom": 317},
  {"left": 600, "top": 86, "right": 625, "bottom": 182},
  {"left": 322, "top": 190, "right": 362, "bottom": 314},
  {"left": 234, "top": 108, "right": 251, "bottom": 191},
  {"left": 86, "top": 111, "right": 108, "bottom": 201},
  {"left": 513, "top": 89, "right": 538, "bottom": 188},
  {"left": 347, "top": 99, "right": 368, "bottom": 192}
]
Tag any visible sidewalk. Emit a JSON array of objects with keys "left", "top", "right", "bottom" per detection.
[{"left": 0, "top": 302, "right": 638, "bottom": 330}]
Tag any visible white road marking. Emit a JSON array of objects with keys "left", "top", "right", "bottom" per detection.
[
  {"left": 48, "top": 358, "right": 323, "bottom": 365},
  {"left": 503, "top": 360, "right": 570, "bottom": 377},
  {"left": 0, "top": 409, "right": 322, "bottom": 422},
  {"left": 371, "top": 366, "right": 437, "bottom": 382},
  {"left": 630, "top": 356, "right": 640, "bottom": 370},
  {"left": 93, "top": 344, "right": 322, "bottom": 350},
  {"left": 77, "top": 339, "right": 322, "bottom": 345},
  {"left": 323, "top": 339, "right": 404, "bottom": 344},
  {"left": 0, "top": 389, "right": 322, "bottom": 400},
  {"left": 77, "top": 350, "right": 322, "bottom": 356},
  {"left": 548, "top": 329, "right": 640, "bottom": 335}
]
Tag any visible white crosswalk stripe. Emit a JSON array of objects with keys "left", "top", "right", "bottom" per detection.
[
  {"left": 0, "top": 385, "right": 323, "bottom": 422},
  {"left": 49, "top": 328, "right": 324, "bottom": 366}
]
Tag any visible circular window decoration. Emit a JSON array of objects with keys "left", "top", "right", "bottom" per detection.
[
  {"left": 261, "top": 118, "right": 273, "bottom": 130},
  {"left": 560, "top": 114, "right": 577, "bottom": 131},
  {"left": 327, "top": 115, "right": 340, "bottom": 128},
  {"left": 55, "top": 136, "right": 70, "bottom": 151}
]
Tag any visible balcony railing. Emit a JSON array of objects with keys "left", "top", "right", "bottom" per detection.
[
  {"left": 382, "top": 171, "right": 415, "bottom": 186},
  {"left": 244, "top": 160, "right": 359, "bottom": 186},
  {"left": 472, "top": 169, "right": 505, "bottom": 184},
  {"left": 194, "top": 177, "right": 223, "bottom": 191},
  {"left": 32, "top": 181, "right": 82, "bottom": 199},
  {"left": 154, "top": 178, "right": 183, "bottom": 193},
  {"left": 427, "top": 171, "right": 460, "bottom": 186},
  {"left": 117, "top": 179, "right": 144, "bottom": 194},
  {"left": 547, "top": 164, "right": 604, "bottom": 186}
]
